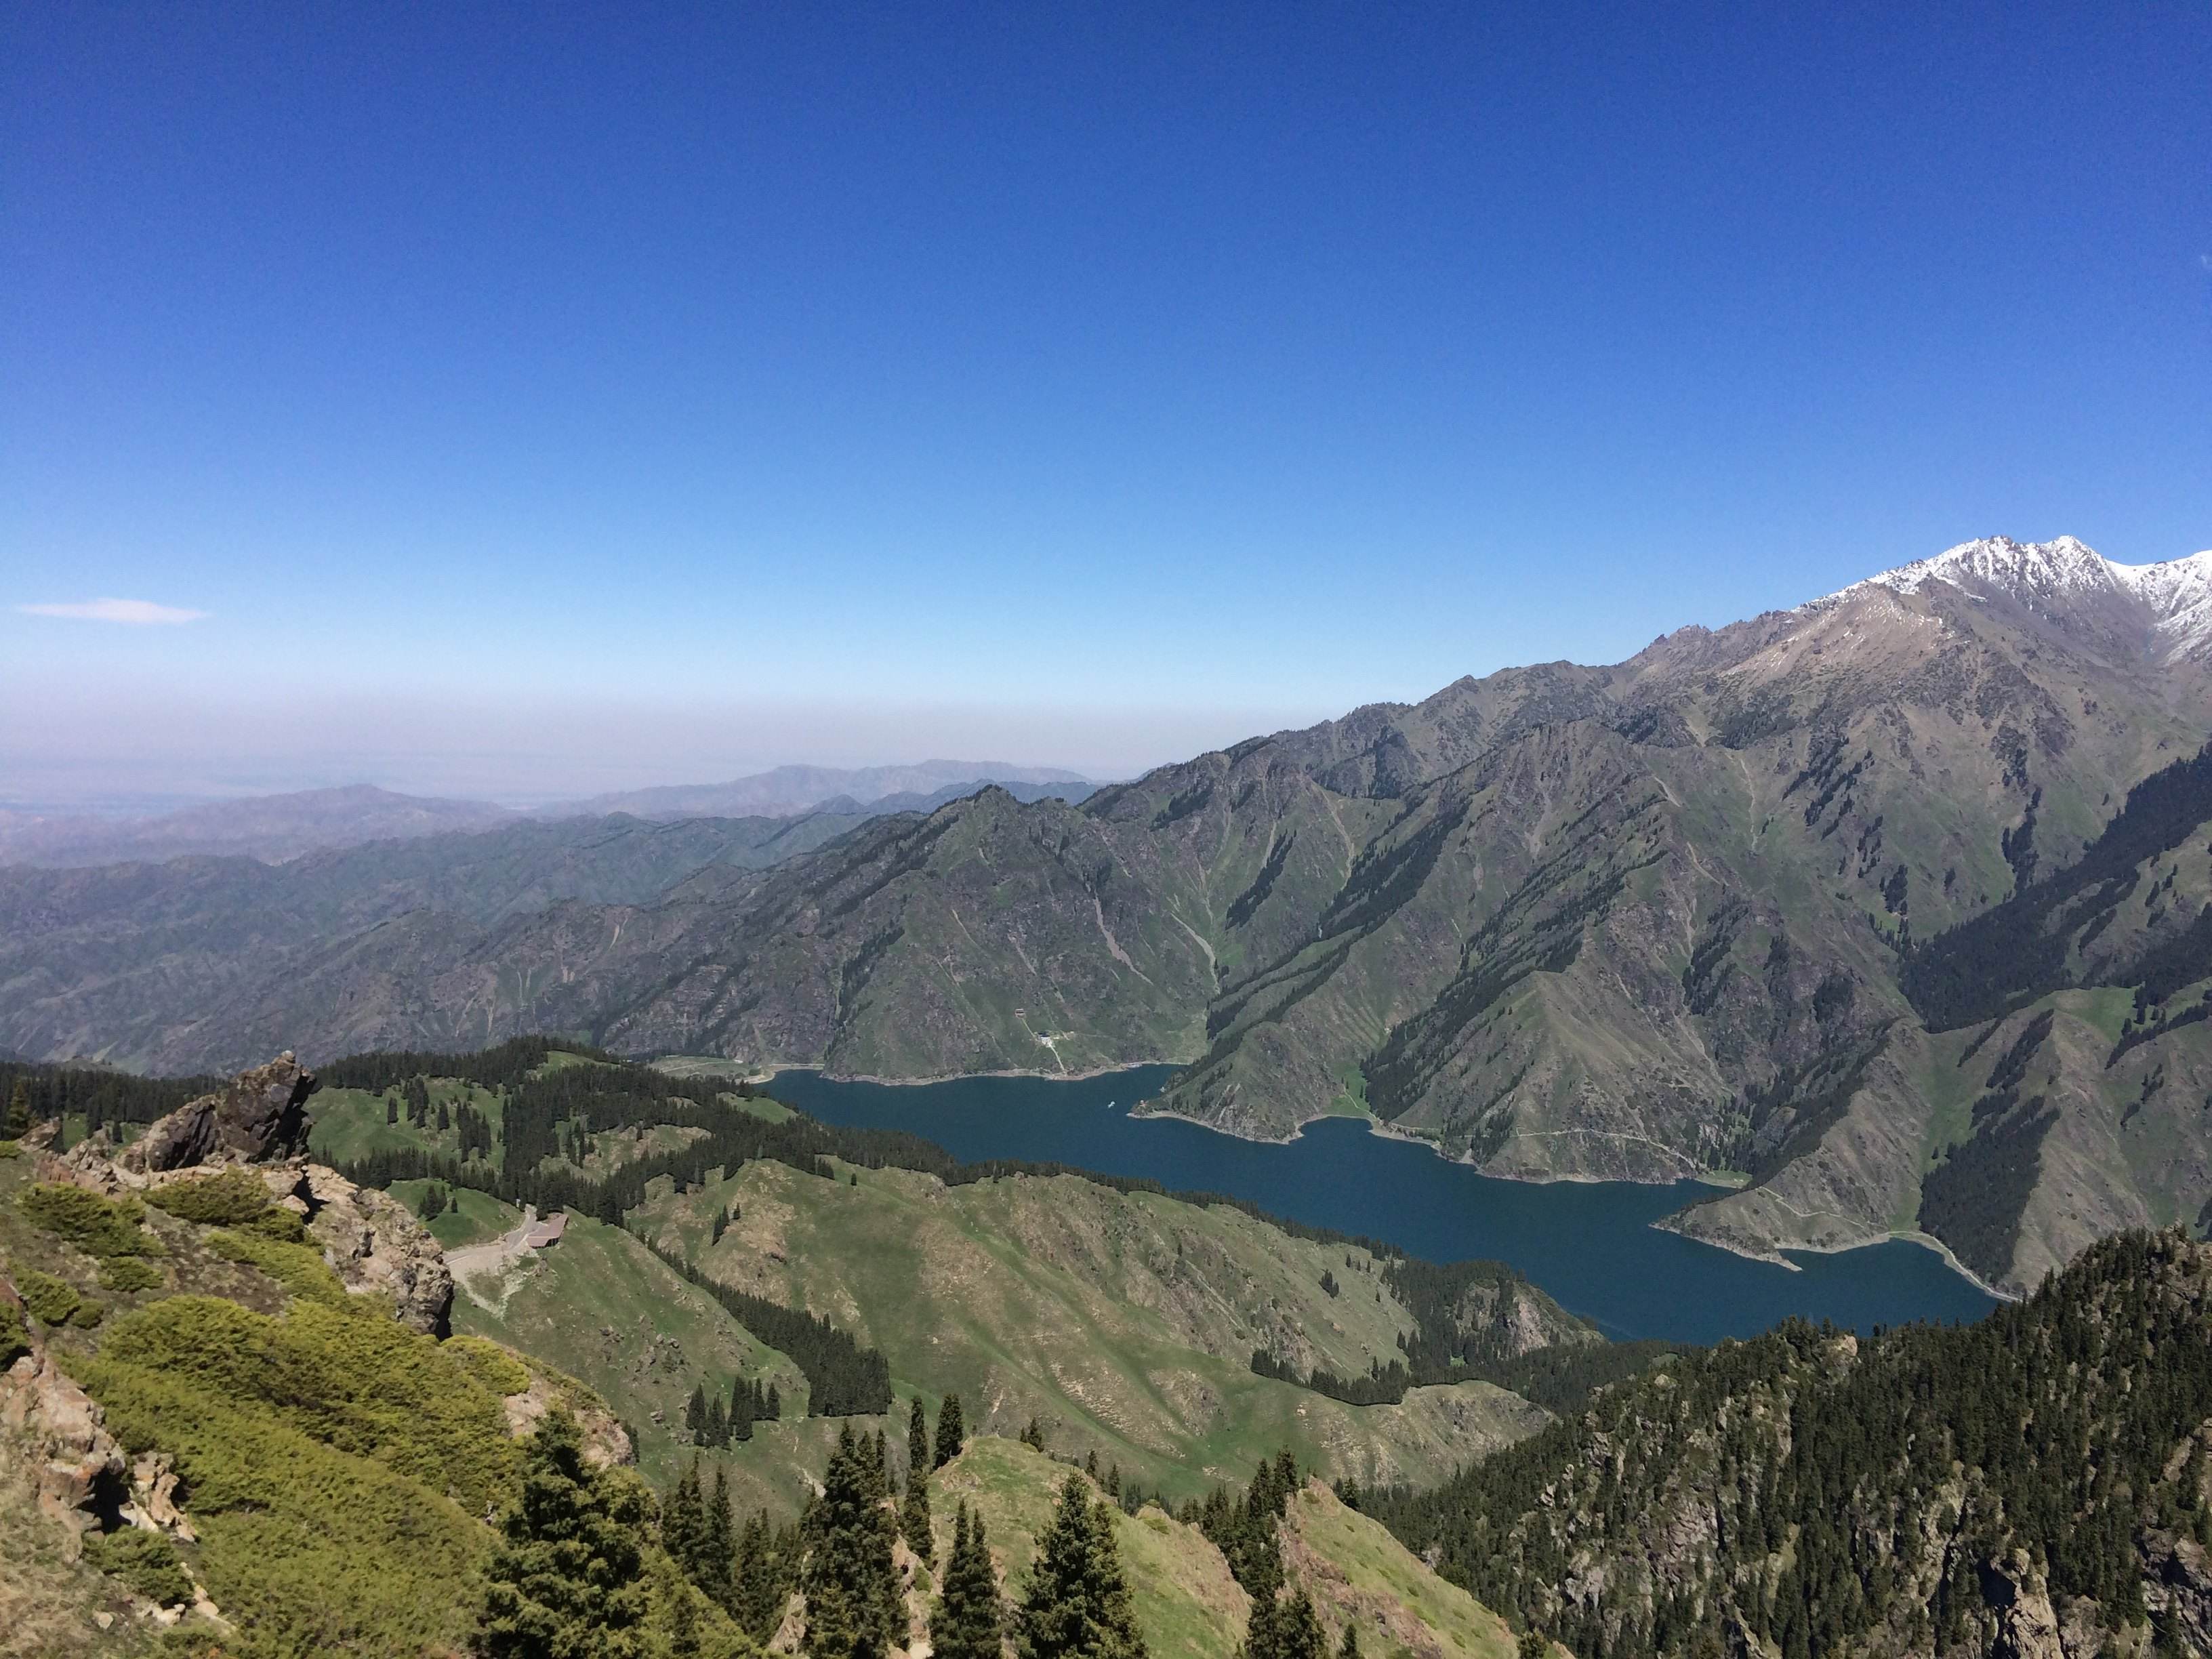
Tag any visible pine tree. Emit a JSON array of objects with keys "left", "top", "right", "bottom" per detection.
[
  {"left": 1021, "top": 1416, "right": 1046, "bottom": 1451},
  {"left": 766, "top": 1382, "right": 781, "bottom": 1422},
  {"left": 731, "top": 1375, "right": 754, "bottom": 1443},
  {"left": 1244, "top": 1586, "right": 1326, "bottom": 1659},
  {"left": 803, "top": 1427, "right": 901, "bottom": 1658},
  {"left": 665, "top": 1457, "right": 708, "bottom": 1581},
  {"left": 686, "top": 1384, "right": 709, "bottom": 1442},
  {"left": 934, "top": 1392, "right": 966, "bottom": 1469},
  {"left": 901, "top": 1465, "right": 934, "bottom": 1557},
  {"left": 1338, "top": 1623, "right": 1361, "bottom": 1659},
  {"left": 933, "top": 1503, "right": 1006, "bottom": 1659},
  {"left": 910, "top": 1397, "right": 931, "bottom": 1483},
  {"left": 4, "top": 1078, "right": 30, "bottom": 1139},
  {"left": 1017, "top": 1475, "right": 1147, "bottom": 1659},
  {"left": 386, "top": 1093, "right": 400, "bottom": 1125},
  {"left": 735, "top": 1511, "right": 785, "bottom": 1641},
  {"left": 702, "top": 1466, "right": 733, "bottom": 1605},
  {"left": 478, "top": 1406, "right": 652, "bottom": 1657}
]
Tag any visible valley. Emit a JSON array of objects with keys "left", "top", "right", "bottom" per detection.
[{"left": 8, "top": 537, "right": 2212, "bottom": 1302}]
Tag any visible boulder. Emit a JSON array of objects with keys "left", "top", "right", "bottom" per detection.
[
  {"left": 0, "top": 1281, "right": 127, "bottom": 1552},
  {"left": 121, "top": 1052, "right": 317, "bottom": 1173}
]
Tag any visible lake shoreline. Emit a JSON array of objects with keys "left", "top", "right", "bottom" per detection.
[
  {"left": 766, "top": 1063, "right": 2000, "bottom": 1342},
  {"left": 762, "top": 1059, "right": 2009, "bottom": 1300}
]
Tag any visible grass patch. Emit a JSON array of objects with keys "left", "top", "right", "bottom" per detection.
[{"left": 205, "top": 1230, "right": 351, "bottom": 1307}]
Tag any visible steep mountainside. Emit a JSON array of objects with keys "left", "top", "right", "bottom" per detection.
[
  {"left": 1369, "top": 1230, "right": 2212, "bottom": 1659},
  {"left": 10, "top": 535, "right": 2212, "bottom": 1292}
]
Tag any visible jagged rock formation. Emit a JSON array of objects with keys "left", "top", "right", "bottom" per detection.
[
  {"left": 119, "top": 1050, "right": 316, "bottom": 1172},
  {"left": 53, "top": 1054, "right": 455, "bottom": 1334},
  {"left": 295, "top": 1162, "right": 455, "bottom": 1336}
]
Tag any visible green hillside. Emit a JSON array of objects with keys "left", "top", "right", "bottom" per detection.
[{"left": 439, "top": 1148, "right": 1555, "bottom": 1519}]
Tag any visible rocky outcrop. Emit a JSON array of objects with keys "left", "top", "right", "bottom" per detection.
[
  {"left": 44, "top": 1053, "right": 455, "bottom": 1336},
  {"left": 0, "top": 1279, "right": 127, "bottom": 1552},
  {"left": 121, "top": 1050, "right": 317, "bottom": 1172},
  {"left": 499, "top": 1373, "right": 634, "bottom": 1470},
  {"left": 298, "top": 1163, "right": 454, "bottom": 1337}
]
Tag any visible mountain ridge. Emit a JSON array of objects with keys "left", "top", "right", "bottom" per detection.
[{"left": 9, "top": 535, "right": 2212, "bottom": 1296}]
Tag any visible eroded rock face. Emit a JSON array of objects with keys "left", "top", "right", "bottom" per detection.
[
  {"left": 121, "top": 1051, "right": 318, "bottom": 1172},
  {"left": 299, "top": 1164, "right": 455, "bottom": 1337},
  {"left": 0, "top": 1281, "right": 127, "bottom": 1553}
]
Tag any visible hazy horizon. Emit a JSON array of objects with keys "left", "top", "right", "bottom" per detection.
[{"left": 7, "top": 7, "right": 2208, "bottom": 808}]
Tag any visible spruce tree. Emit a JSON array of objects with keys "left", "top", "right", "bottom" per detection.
[
  {"left": 665, "top": 1458, "right": 707, "bottom": 1582},
  {"left": 934, "top": 1392, "right": 966, "bottom": 1469},
  {"left": 933, "top": 1503, "right": 1006, "bottom": 1659},
  {"left": 909, "top": 1397, "right": 930, "bottom": 1483},
  {"left": 802, "top": 1427, "right": 901, "bottom": 1658},
  {"left": 1338, "top": 1624, "right": 1360, "bottom": 1659},
  {"left": 703, "top": 1466, "right": 734, "bottom": 1605},
  {"left": 478, "top": 1406, "right": 651, "bottom": 1658},
  {"left": 1016, "top": 1475, "right": 1147, "bottom": 1659},
  {"left": 1244, "top": 1586, "right": 1326, "bottom": 1659},
  {"left": 4, "top": 1078, "right": 30, "bottom": 1139},
  {"left": 901, "top": 1465, "right": 934, "bottom": 1557},
  {"left": 735, "top": 1511, "right": 785, "bottom": 1641}
]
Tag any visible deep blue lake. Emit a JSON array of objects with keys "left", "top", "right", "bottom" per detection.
[{"left": 769, "top": 1064, "right": 1998, "bottom": 1346}]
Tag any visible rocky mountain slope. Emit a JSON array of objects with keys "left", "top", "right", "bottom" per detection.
[
  {"left": 11, "top": 535, "right": 2212, "bottom": 1294},
  {"left": 1369, "top": 1229, "right": 2212, "bottom": 1659}
]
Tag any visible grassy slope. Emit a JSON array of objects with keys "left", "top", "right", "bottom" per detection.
[
  {"left": 445, "top": 1209, "right": 811, "bottom": 1496},
  {"left": 1281, "top": 1481, "right": 1518, "bottom": 1659},
  {"left": 308, "top": 1079, "right": 504, "bottom": 1168},
  {"left": 932, "top": 1437, "right": 1248, "bottom": 1659},
  {"left": 930, "top": 1438, "right": 1527, "bottom": 1659},
  {"left": 619, "top": 1160, "right": 1546, "bottom": 1508}
]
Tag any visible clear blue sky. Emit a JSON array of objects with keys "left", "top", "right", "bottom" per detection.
[{"left": 5, "top": 3, "right": 2209, "bottom": 802}]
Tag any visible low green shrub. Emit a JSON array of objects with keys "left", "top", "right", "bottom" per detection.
[
  {"left": 73, "top": 1293, "right": 521, "bottom": 1657},
  {"left": 206, "top": 1229, "right": 348, "bottom": 1305},
  {"left": 148, "top": 1170, "right": 310, "bottom": 1244},
  {"left": 1, "top": 1296, "right": 28, "bottom": 1366},
  {"left": 19, "top": 1183, "right": 163, "bottom": 1261},
  {"left": 0, "top": 1139, "right": 21, "bottom": 1159},
  {"left": 100, "top": 1257, "right": 166, "bottom": 1294},
  {"left": 83, "top": 1527, "right": 194, "bottom": 1606},
  {"left": 70, "top": 1296, "right": 106, "bottom": 1328},
  {"left": 16, "top": 1267, "right": 83, "bottom": 1326},
  {"left": 443, "top": 1333, "right": 533, "bottom": 1397}
]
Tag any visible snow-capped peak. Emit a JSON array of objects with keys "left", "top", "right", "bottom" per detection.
[
  {"left": 1861, "top": 535, "right": 2117, "bottom": 605},
  {"left": 1809, "top": 537, "right": 2212, "bottom": 663}
]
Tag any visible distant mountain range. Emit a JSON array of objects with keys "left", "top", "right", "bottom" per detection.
[
  {"left": 10, "top": 535, "right": 2212, "bottom": 1296},
  {"left": 537, "top": 760, "right": 1095, "bottom": 822},
  {"left": 0, "top": 762, "right": 1099, "bottom": 868}
]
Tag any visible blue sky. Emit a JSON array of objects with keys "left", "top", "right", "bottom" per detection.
[{"left": 5, "top": 3, "right": 2209, "bottom": 801}]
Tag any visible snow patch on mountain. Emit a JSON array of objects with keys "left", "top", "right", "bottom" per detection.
[{"left": 1808, "top": 536, "right": 2212, "bottom": 662}]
